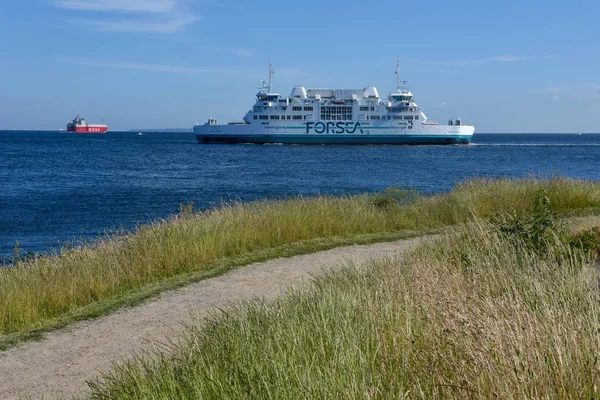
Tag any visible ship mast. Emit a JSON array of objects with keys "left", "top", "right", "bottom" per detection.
[
  {"left": 395, "top": 60, "right": 407, "bottom": 93},
  {"left": 395, "top": 61, "right": 400, "bottom": 93},
  {"left": 268, "top": 60, "right": 274, "bottom": 93}
]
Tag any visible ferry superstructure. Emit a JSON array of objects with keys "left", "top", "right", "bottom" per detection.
[{"left": 194, "top": 62, "right": 474, "bottom": 145}]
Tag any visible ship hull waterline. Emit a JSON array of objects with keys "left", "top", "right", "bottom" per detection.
[
  {"left": 66, "top": 127, "right": 108, "bottom": 134},
  {"left": 196, "top": 133, "right": 472, "bottom": 145}
]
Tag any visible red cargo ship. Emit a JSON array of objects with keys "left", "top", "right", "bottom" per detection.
[{"left": 66, "top": 115, "right": 108, "bottom": 133}]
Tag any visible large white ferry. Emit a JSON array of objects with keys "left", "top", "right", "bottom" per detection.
[{"left": 194, "top": 62, "right": 475, "bottom": 145}]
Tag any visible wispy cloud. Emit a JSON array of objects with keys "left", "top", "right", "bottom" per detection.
[
  {"left": 488, "top": 56, "right": 527, "bottom": 63},
  {"left": 84, "top": 14, "right": 199, "bottom": 34},
  {"left": 52, "top": 0, "right": 199, "bottom": 34},
  {"left": 195, "top": 45, "right": 255, "bottom": 57},
  {"left": 66, "top": 59, "right": 241, "bottom": 74},
  {"left": 542, "top": 83, "right": 600, "bottom": 102},
  {"left": 229, "top": 49, "right": 254, "bottom": 57},
  {"left": 54, "top": 0, "right": 177, "bottom": 13},
  {"left": 427, "top": 55, "right": 532, "bottom": 68},
  {"left": 426, "top": 101, "right": 448, "bottom": 110}
]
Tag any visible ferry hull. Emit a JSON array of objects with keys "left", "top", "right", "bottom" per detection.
[
  {"left": 196, "top": 133, "right": 472, "bottom": 145},
  {"left": 66, "top": 126, "right": 108, "bottom": 134}
]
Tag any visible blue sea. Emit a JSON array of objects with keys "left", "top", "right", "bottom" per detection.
[{"left": 2, "top": 131, "right": 600, "bottom": 260}]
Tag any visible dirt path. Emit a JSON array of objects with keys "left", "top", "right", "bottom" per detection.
[{"left": 0, "top": 237, "right": 430, "bottom": 399}]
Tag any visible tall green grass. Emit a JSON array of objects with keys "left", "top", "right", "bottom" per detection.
[
  {"left": 88, "top": 216, "right": 600, "bottom": 399},
  {"left": 1, "top": 177, "right": 600, "bottom": 344}
]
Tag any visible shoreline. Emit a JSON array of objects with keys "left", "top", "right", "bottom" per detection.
[{"left": 2, "top": 177, "right": 600, "bottom": 350}]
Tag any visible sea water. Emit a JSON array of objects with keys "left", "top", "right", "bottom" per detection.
[{"left": 2, "top": 131, "right": 600, "bottom": 259}]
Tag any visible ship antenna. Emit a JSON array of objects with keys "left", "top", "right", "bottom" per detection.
[
  {"left": 395, "top": 61, "right": 400, "bottom": 93},
  {"left": 395, "top": 60, "right": 408, "bottom": 92},
  {"left": 268, "top": 60, "right": 274, "bottom": 94}
]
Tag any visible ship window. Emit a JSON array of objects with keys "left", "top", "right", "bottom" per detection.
[
  {"left": 370, "top": 115, "right": 381, "bottom": 120},
  {"left": 415, "top": 116, "right": 419, "bottom": 120},
  {"left": 292, "top": 106, "right": 302, "bottom": 111},
  {"left": 393, "top": 116, "right": 402, "bottom": 120},
  {"left": 404, "top": 116, "right": 414, "bottom": 120},
  {"left": 408, "top": 125, "right": 413, "bottom": 129},
  {"left": 287, "top": 115, "right": 291, "bottom": 120},
  {"left": 270, "top": 115, "right": 279, "bottom": 120},
  {"left": 253, "top": 115, "right": 257, "bottom": 120},
  {"left": 387, "top": 116, "right": 392, "bottom": 120},
  {"left": 386, "top": 106, "right": 408, "bottom": 112},
  {"left": 359, "top": 106, "right": 369, "bottom": 111},
  {"left": 259, "top": 115, "right": 268, "bottom": 120},
  {"left": 370, "top": 107, "right": 375, "bottom": 111},
  {"left": 293, "top": 115, "right": 303, "bottom": 120},
  {"left": 303, "top": 106, "right": 313, "bottom": 111},
  {"left": 320, "top": 105, "right": 353, "bottom": 121}
]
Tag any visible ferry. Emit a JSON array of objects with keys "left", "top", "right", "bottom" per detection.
[
  {"left": 194, "top": 62, "right": 474, "bottom": 145},
  {"left": 67, "top": 115, "right": 108, "bottom": 134}
]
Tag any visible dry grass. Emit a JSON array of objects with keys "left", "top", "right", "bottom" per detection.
[
  {"left": 88, "top": 217, "right": 600, "bottom": 399},
  {"left": 1, "top": 177, "right": 600, "bottom": 344}
]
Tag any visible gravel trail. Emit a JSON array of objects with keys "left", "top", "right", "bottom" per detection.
[{"left": 0, "top": 237, "right": 430, "bottom": 399}]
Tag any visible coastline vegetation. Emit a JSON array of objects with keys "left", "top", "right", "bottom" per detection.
[
  {"left": 88, "top": 209, "right": 600, "bottom": 398},
  {"left": 1, "top": 177, "right": 600, "bottom": 350}
]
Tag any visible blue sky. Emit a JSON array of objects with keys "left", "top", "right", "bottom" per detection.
[{"left": 0, "top": 0, "right": 598, "bottom": 132}]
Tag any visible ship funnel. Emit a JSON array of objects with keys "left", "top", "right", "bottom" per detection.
[
  {"left": 290, "top": 85, "right": 307, "bottom": 99},
  {"left": 363, "top": 86, "right": 379, "bottom": 99}
]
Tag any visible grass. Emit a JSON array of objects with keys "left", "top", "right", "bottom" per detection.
[
  {"left": 87, "top": 214, "right": 600, "bottom": 399},
  {"left": 2, "top": 177, "right": 600, "bottom": 349}
]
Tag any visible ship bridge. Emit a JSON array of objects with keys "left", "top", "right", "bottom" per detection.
[{"left": 389, "top": 91, "right": 413, "bottom": 102}]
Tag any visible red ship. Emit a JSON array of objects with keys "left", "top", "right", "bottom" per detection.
[{"left": 66, "top": 115, "right": 108, "bottom": 133}]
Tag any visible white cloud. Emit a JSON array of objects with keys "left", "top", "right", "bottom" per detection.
[
  {"left": 427, "top": 101, "right": 447, "bottom": 110},
  {"left": 52, "top": 0, "right": 198, "bottom": 33},
  {"left": 231, "top": 49, "right": 255, "bottom": 57},
  {"left": 66, "top": 59, "right": 244, "bottom": 74},
  {"left": 54, "top": 0, "right": 177, "bottom": 13},
  {"left": 194, "top": 45, "right": 255, "bottom": 57},
  {"left": 86, "top": 13, "right": 200, "bottom": 34},
  {"left": 488, "top": 56, "right": 528, "bottom": 63},
  {"left": 543, "top": 83, "right": 600, "bottom": 102},
  {"left": 428, "top": 55, "right": 531, "bottom": 68}
]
